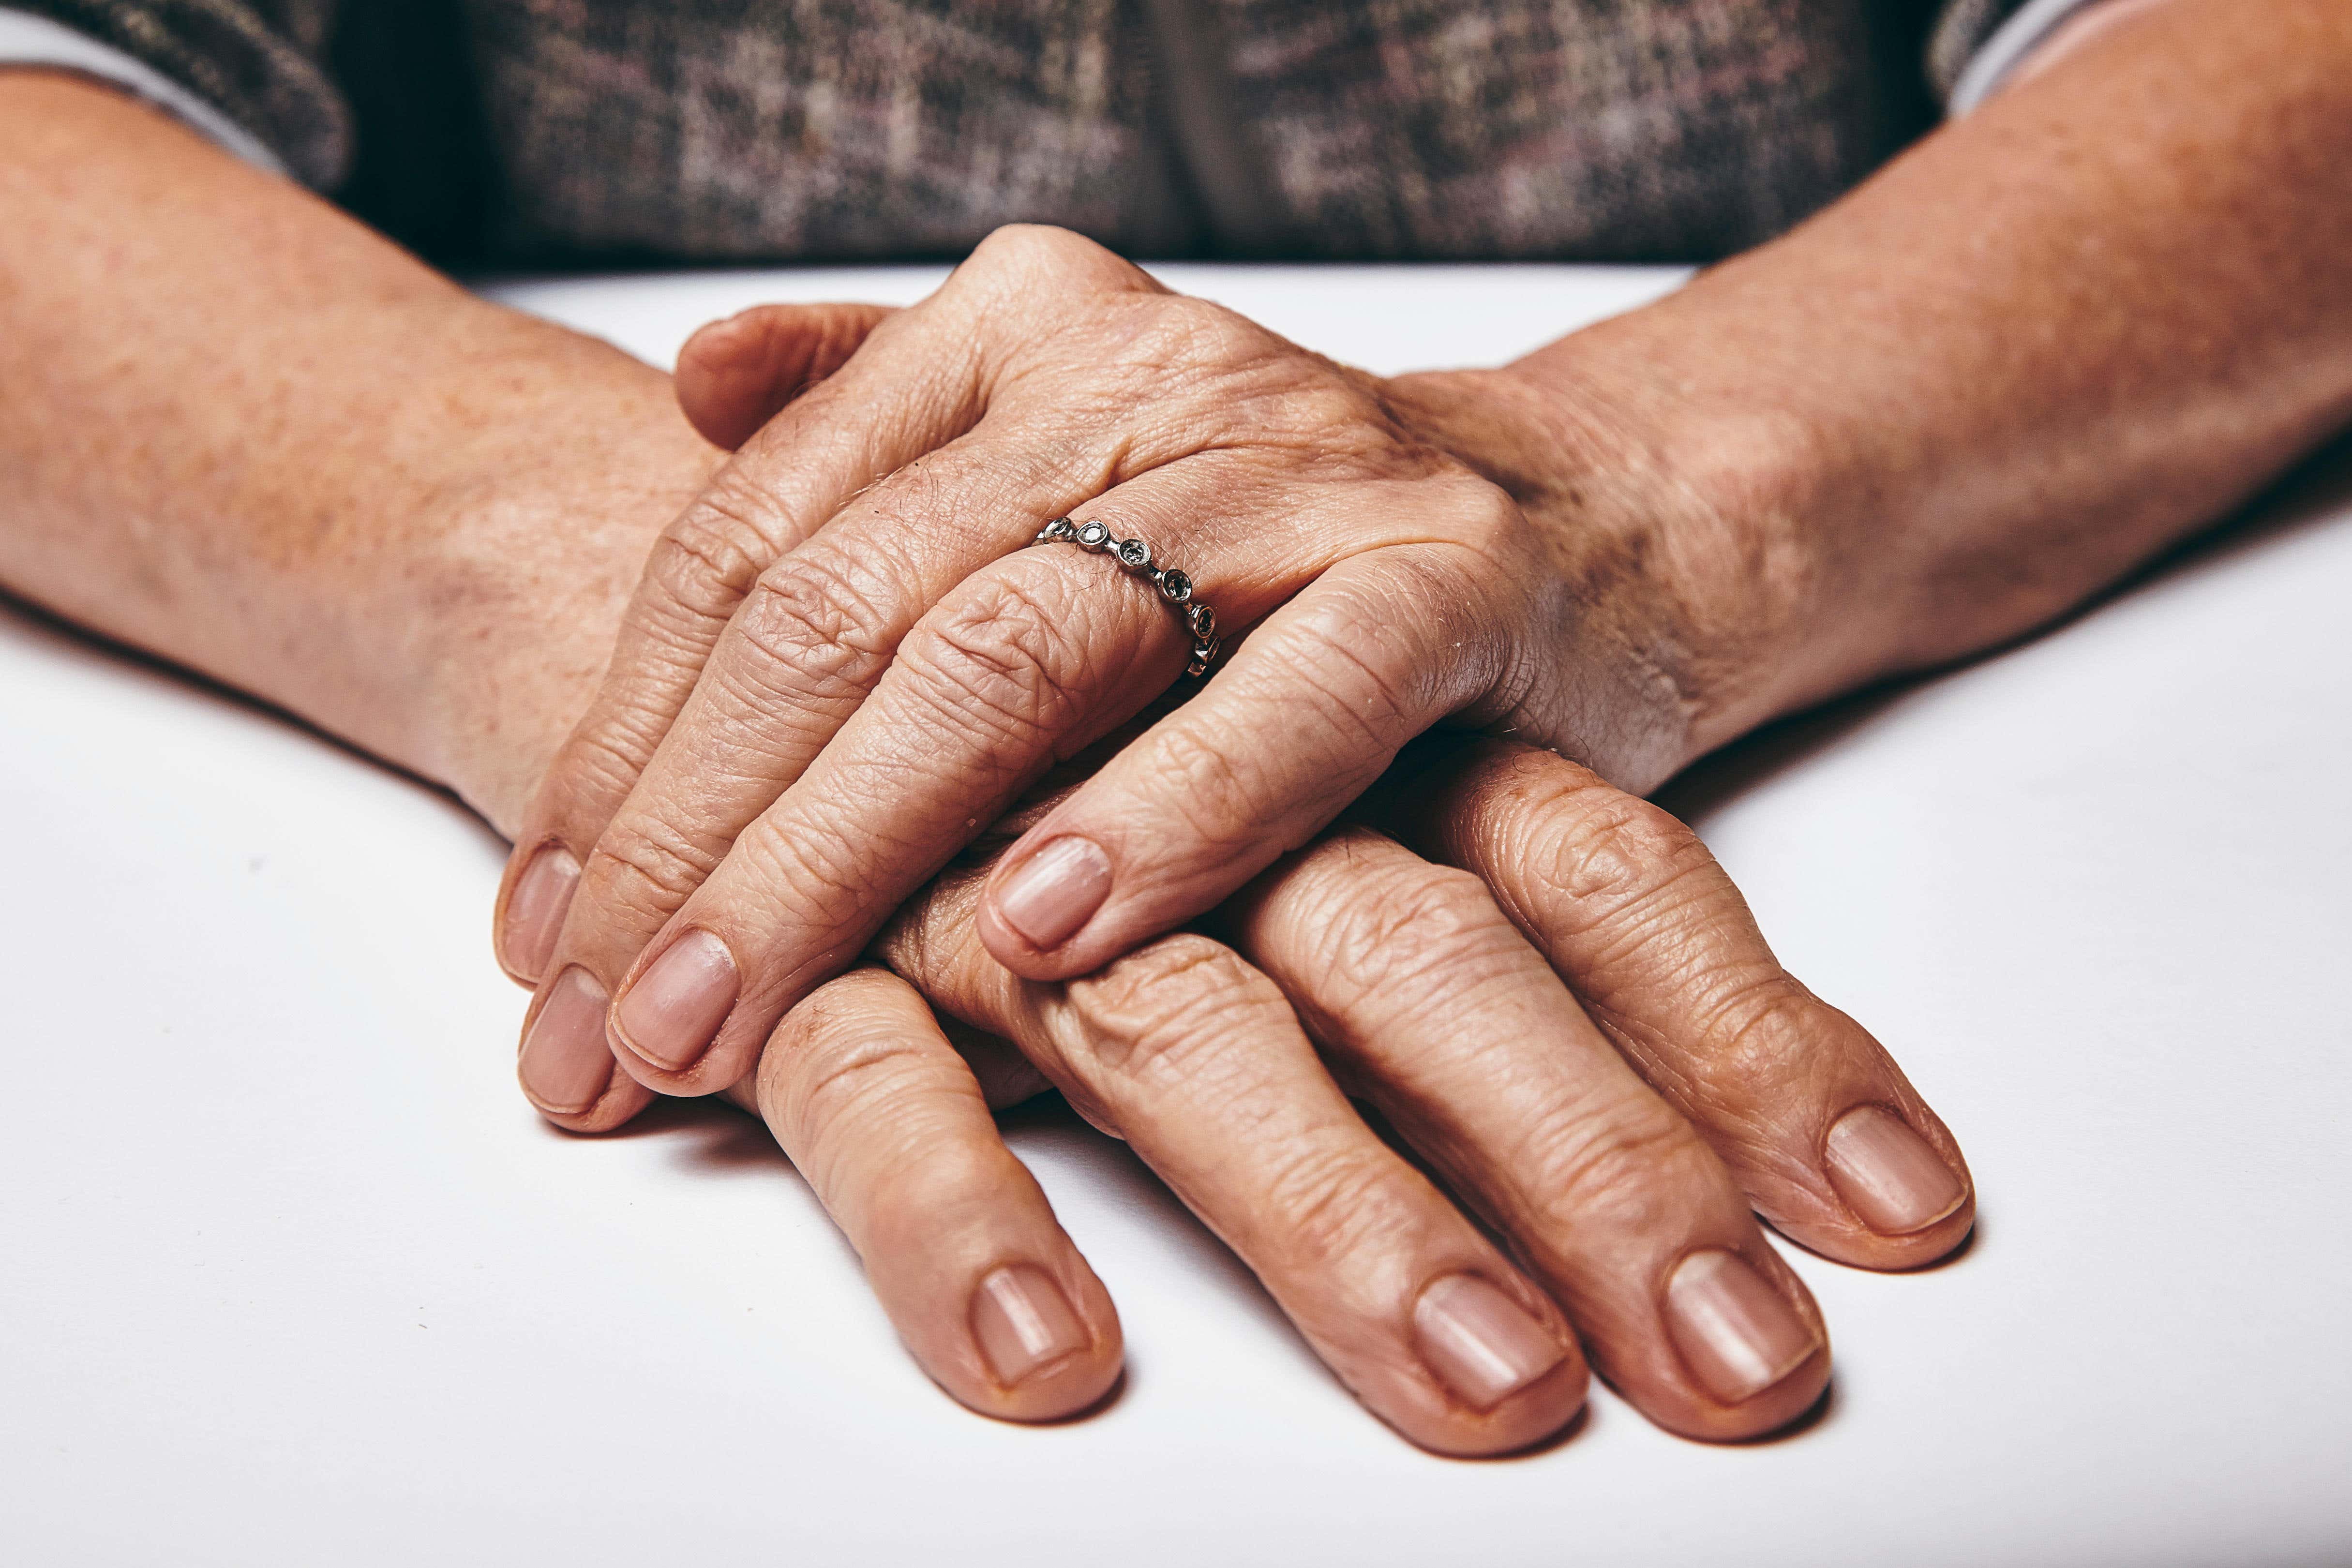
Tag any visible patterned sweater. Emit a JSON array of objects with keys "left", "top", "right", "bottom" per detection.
[{"left": 6, "top": 0, "right": 2041, "bottom": 265}]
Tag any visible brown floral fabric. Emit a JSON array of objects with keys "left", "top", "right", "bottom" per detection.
[{"left": 13, "top": 0, "right": 2035, "bottom": 264}]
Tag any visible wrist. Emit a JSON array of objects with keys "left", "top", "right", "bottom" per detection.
[
  {"left": 398, "top": 392, "right": 722, "bottom": 836},
  {"left": 1386, "top": 344, "right": 1835, "bottom": 780}
]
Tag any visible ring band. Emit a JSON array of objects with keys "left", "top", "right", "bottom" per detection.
[{"left": 1031, "top": 516, "right": 1223, "bottom": 677}]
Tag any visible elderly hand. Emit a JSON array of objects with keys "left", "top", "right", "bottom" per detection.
[
  {"left": 491, "top": 244, "right": 1973, "bottom": 1452},
  {"left": 497, "top": 226, "right": 1768, "bottom": 1101},
  {"left": 704, "top": 729, "right": 1970, "bottom": 1452}
]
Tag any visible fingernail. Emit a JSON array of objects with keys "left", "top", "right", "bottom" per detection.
[
  {"left": 1664, "top": 1249, "right": 1822, "bottom": 1405},
  {"left": 518, "top": 966, "right": 613, "bottom": 1115},
  {"left": 1411, "top": 1273, "right": 1569, "bottom": 1412},
  {"left": 500, "top": 844, "right": 580, "bottom": 980},
  {"left": 613, "top": 928, "right": 739, "bottom": 1071},
  {"left": 991, "top": 836, "right": 1112, "bottom": 950},
  {"left": 971, "top": 1265, "right": 1088, "bottom": 1385},
  {"left": 1824, "top": 1105, "right": 1966, "bottom": 1235}
]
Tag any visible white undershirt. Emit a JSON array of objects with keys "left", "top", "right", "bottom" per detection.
[{"left": 0, "top": 8, "right": 287, "bottom": 173}]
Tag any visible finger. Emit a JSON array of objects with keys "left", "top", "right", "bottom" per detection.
[
  {"left": 1384, "top": 739, "right": 1975, "bottom": 1268},
  {"left": 589, "top": 470, "right": 1516, "bottom": 1096},
  {"left": 977, "top": 528, "right": 1525, "bottom": 981},
  {"left": 874, "top": 878, "right": 1589, "bottom": 1457},
  {"left": 674, "top": 302, "right": 898, "bottom": 451},
  {"left": 516, "top": 962, "right": 659, "bottom": 1131},
  {"left": 495, "top": 231, "right": 1165, "bottom": 992},
  {"left": 714, "top": 966, "right": 1122, "bottom": 1419},
  {"left": 576, "top": 531, "right": 1171, "bottom": 1096},
  {"left": 1219, "top": 827, "right": 1830, "bottom": 1440},
  {"left": 589, "top": 430, "right": 1446, "bottom": 1099},
  {"left": 491, "top": 289, "right": 992, "bottom": 989}
]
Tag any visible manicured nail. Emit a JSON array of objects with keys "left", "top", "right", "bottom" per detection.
[
  {"left": 613, "top": 929, "right": 739, "bottom": 1071},
  {"left": 1411, "top": 1273, "right": 1568, "bottom": 1412},
  {"left": 1824, "top": 1105, "right": 1966, "bottom": 1235},
  {"left": 518, "top": 966, "right": 613, "bottom": 1115},
  {"left": 500, "top": 844, "right": 580, "bottom": 980},
  {"left": 991, "top": 836, "right": 1112, "bottom": 950},
  {"left": 1664, "top": 1250, "right": 1822, "bottom": 1405},
  {"left": 971, "top": 1265, "right": 1088, "bottom": 1385}
]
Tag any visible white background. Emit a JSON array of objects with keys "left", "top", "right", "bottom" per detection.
[{"left": 3, "top": 267, "right": 2347, "bottom": 1565}]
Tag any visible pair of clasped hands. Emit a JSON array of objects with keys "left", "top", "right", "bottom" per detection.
[{"left": 491, "top": 229, "right": 1973, "bottom": 1457}]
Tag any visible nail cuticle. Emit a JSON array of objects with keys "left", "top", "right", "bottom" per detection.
[
  {"left": 1662, "top": 1249, "right": 1822, "bottom": 1406},
  {"left": 499, "top": 841, "right": 582, "bottom": 982},
  {"left": 612, "top": 928, "right": 741, "bottom": 1073},
  {"left": 971, "top": 1264, "right": 1089, "bottom": 1387},
  {"left": 518, "top": 965, "right": 616, "bottom": 1115},
  {"left": 1823, "top": 1104, "right": 1968, "bottom": 1236},
  {"left": 991, "top": 836, "right": 1113, "bottom": 951},
  {"left": 1411, "top": 1272, "right": 1569, "bottom": 1413}
]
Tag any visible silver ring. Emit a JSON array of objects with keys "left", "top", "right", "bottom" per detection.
[{"left": 1031, "top": 516, "right": 1223, "bottom": 677}]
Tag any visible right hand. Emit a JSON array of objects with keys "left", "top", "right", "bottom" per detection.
[{"left": 702, "top": 732, "right": 1971, "bottom": 1453}]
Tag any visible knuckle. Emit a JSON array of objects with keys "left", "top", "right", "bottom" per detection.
[
  {"left": 1521, "top": 1097, "right": 1719, "bottom": 1235},
  {"left": 899, "top": 574, "right": 1092, "bottom": 751},
  {"left": 1433, "top": 471, "right": 1526, "bottom": 563},
  {"left": 1299, "top": 850, "right": 1527, "bottom": 1017},
  {"left": 769, "top": 1032, "right": 994, "bottom": 1221},
  {"left": 1299, "top": 618, "right": 1424, "bottom": 742},
  {"left": 734, "top": 549, "right": 895, "bottom": 703},
  {"left": 1687, "top": 970, "right": 1823, "bottom": 1090},
  {"left": 727, "top": 806, "right": 888, "bottom": 941},
  {"left": 1530, "top": 784, "right": 1715, "bottom": 928},
  {"left": 649, "top": 481, "right": 792, "bottom": 621},
  {"left": 787, "top": 1026, "right": 932, "bottom": 1143},
  {"left": 579, "top": 821, "right": 718, "bottom": 931},
  {"left": 1260, "top": 1141, "right": 1422, "bottom": 1277},
  {"left": 1054, "top": 935, "right": 1286, "bottom": 1089},
  {"left": 967, "top": 223, "right": 1135, "bottom": 294},
  {"left": 1149, "top": 722, "right": 1296, "bottom": 852}
]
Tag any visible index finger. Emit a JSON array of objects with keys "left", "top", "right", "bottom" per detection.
[{"left": 491, "top": 298, "right": 986, "bottom": 988}]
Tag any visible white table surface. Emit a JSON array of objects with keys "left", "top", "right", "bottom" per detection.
[{"left": 4, "top": 266, "right": 2348, "bottom": 1567}]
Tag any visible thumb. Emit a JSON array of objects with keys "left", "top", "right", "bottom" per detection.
[{"left": 674, "top": 301, "right": 898, "bottom": 449}]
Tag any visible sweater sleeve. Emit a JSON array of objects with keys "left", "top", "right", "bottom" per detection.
[{"left": 0, "top": 0, "right": 347, "bottom": 186}]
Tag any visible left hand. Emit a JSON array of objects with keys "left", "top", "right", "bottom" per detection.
[{"left": 498, "top": 224, "right": 1750, "bottom": 1102}]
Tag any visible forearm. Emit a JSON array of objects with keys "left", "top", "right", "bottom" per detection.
[
  {"left": 0, "top": 73, "right": 719, "bottom": 829},
  {"left": 1509, "top": 0, "right": 2352, "bottom": 752}
]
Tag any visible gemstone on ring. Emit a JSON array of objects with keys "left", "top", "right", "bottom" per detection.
[{"left": 1032, "top": 521, "right": 1218, "bottom": 678}]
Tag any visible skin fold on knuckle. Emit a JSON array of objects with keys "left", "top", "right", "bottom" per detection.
[
  {"left": 531, "top": 722, "right": 655, "bottom": 837},
  {"left": 729, "top": 548, "right": 900, "bottom": 705},
  {"left": 577, "top": 822, "right": 723, "bottom": 940},
  {"left": 1273, "top": 844, "right": 1538, "bottom": 1058},
  {"left": 1252, "top": 1136, "right": 1432, "bottom": 1290},
  {"left": 1512, "top": 1094, "right": 1730, "bottom": 1257},
  {"left": 899, "top": 575, "right": 1100, "bottom": 758},
  {"left": 539, "top": 653, "right": 728, "bottom": 822},
  {"left": 1130, "top": 721, "right": 1318, "bottom": 868},
  {"left": 1509, "top": 782, "right": 1727, "bottom": 952},
  {"left": 1046, "top": 935, "right": 1283, "bottom": 1092},
  {"left": 716, "top": 812, "right": 887, "bottom": 969},
  {"left": 648, "top": 482, "right": 796, "bottom": 622}
]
